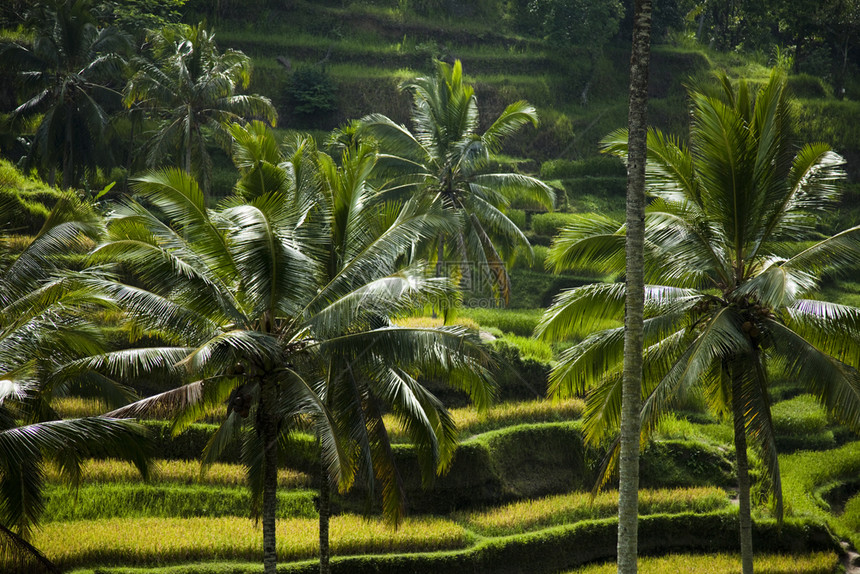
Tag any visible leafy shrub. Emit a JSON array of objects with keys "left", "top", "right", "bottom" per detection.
[
  {"left": 562, "top": 176, "right": 627, "bottom": 198},
  {"left": 531, "top": 212, "right": 580, "bottom": 237},
  {"left": 489, "top": 340, "right": 551, "bottom": 400},
  {"left": 288, "top": 65, "right": 338, "bottom": 118},
  {"left": 788, "top": 74, "right": 832, "bottom": 99},
  {"left": 511, "top": 245, "right": 548, "bottom": 271},
  {"left": 509, "top": 269, "right": 598, "bottom": 309},
  {"left": 540, "top": 156, "right": 625, "bottom": 180},
  {"left": 505, "top": 208, "right": 526, "bottom": 230},
  {"left": 481, "top": 422, "right": 592, "bottom": 499},
  {"left": 639, "top": 440, "right": 735, "bottom": 489},
  {"left": 407, "top": 0, "right": 501, "bottom": 18},
  {"left": 390, "top": 422, "right": 592, "bottom": 512}
]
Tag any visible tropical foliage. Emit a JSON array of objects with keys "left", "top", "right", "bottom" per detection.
[
  {"left": 123, "top": 22, "right": 276, "bottom": 193},
  {"left": 537, "top": 71, "right": 860, "bottom": 573},
  {"left": 4, "top": 0, "right": 130, "bottom": 188},
  {"left": 92, "top": 121, "right": 492, "bottom": 574},
  {"left": 0, "top": 197, "right": 151, "bottom": 572},
  {"left": 360, "top": 60, "right": 554, "bottom": 304}
]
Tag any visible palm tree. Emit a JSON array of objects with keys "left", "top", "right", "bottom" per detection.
[
  {"left": 617, "top": 0, "right": 654, "bottom": 572},
  {"left": 5, "top": 0, "right": 130, "bottom": 188},
  {"left": 96, "top": 122, "right": 492, "bottom": 574},
  {"left": 0, "top": 196, "right": 152, "bottom": 572},
  {"left": 536, "top": 71, "right": 860, "bottom": 574},
  {"left": 360, "top": 60, "right": 554, "bottom": 304},
  {"left": 0, "top": 385, "right": 151, "bottom": 573},
  {"left": 124, "top": 22, "right": 277, "bottom": 195}
]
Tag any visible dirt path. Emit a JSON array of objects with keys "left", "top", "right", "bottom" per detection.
[{"left": 841, "top": 541, "right": 860, "bottom": 574}]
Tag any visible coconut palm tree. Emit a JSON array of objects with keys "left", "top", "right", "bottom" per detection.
[
  {"left": 360, "top": 60, "right": 554, "bottom": 304},
  {"left": 5, "top": 0, "right": 130, "bottom": 188},
  {"left": 96, "top": 122, "right": 493, "bottom": 574},
  {"left": 0, "top": 384, "right": 151, "bottom": 573},
  {"left": 124, "top": 22, "right": 276, "bottom": 195},
  {"left": 0, "top": 195, "right": 152, "bottom": 572},
  {"left": 617, "top": 0, "right": 654, "bottom": 571},
  {"left": 536, "top": 71, "right": 860, "bottom": 574}
]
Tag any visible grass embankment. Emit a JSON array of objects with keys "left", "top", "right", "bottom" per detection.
[
  {"left": 57, "top": 513, "right": 836, "bottom": 574},
  {"left": 45, "top": 458, "right": 310, "bottom": 488},
  {"left": 462, "top": 487, "right": 730, "bottom": 536},
  {"left": 66, "top": 553, "right": 840, "bottom": 574},
  {"left": 562, "top": 552, "right": 839, "bottom": 574},
  {"left": 455, "top": 307, "right": 544, "bottom": 337},
  {"left": 42, "top": 484, "right": 317, "bottom": 521},
  {"left": 781, "top": 440, "right": 860, "bottom": 549},
  {"left": 35, "top": 515, "right": 467, "bottom": 568},
  {"left": 384, "top": 398, "right": 584, "bottom": 442}
]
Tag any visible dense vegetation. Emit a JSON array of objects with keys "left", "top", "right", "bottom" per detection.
[{"left": 2, "top": 1, "right": 860, "bottom": 573}]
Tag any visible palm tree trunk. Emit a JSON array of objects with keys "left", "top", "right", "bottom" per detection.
[
  {"left": 432, "top": 235, "right": 445, "bottom": 318},
  {"left": 318, "top": 459, "right": 331, "bottom": 574},
  {"left": 63, "top": 112, "right": 73, "bottom": 190},
  {"left": 185, "top": 104, "right": 193, "bottom": 175},
  {"left": 260, "top": 379, "right": 279, "bottom": 574},
  {"left": 732, "top": 374, "right": 755, "bottom": 574},
  {"left": 617, "top": 1, "right": 653, "bottom": 573}
]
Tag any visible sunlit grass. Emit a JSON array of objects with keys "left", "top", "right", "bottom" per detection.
[
  {"left": 496, "top": 333, "right": 553, "bottom": 362},
  {"left": 34, "top": 515, "right": 467, "bottom": 568},
  {"left": 462, "top": 487, "right": 730, "bottom": 535},
  {"left": 457, "top": 307, "right": 544, "bottom": 337},
  {"left": 43, "top": 484, "right": 317, "bottom": 521},
  {"left": 560, "top": 552, "right": 838, "bottom": 573},
  {"left": 781, "top": 441, "right": 860, "bottom": 550},
  {"left": 52, "top": 397, "right": 230, "bottom": 422},
  {"left": 393, "top": 315, "right": 481, "bottom": 331},
  {"left": 781, "top": 442, "right": 860, "bottom": 519},
  {"left": 45, "top": 459, "right": 311, "bottom": 489},
  {"left": 53, "top": 397, "right": 109, "bottom": 418},
  {"left": 384, "top": 398, "right": 585, "bottom": 442}
]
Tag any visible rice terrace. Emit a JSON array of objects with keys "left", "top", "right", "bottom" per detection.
[{"left": 2, "top": 0, "right": 860, "bottom": 573}]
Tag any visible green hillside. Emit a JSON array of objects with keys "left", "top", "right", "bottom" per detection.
[{"left": 3, "top": 1, "right": 860, "bottom": 573}]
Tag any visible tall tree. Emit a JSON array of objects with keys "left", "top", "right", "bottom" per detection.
[
  {"left": 618, "top": 0, "right": 652, "bottom": 571},
  {"left": 98, "top": 123, "right": 492, "bottom": 574},
  {"left": 124, "top": 22, "right": 276, "bottom": 195},
  {"left": 537, "top": 71, "right": 860, "bottom": 574},
  {"left": 0, "top": 195, "right": 151, "bottom": 571},
  {"left": 360, "top": 60, "right": 554, "bottom": 305},
  {"left": 5, "top": 0, "right": 130, "bottom": 188}
]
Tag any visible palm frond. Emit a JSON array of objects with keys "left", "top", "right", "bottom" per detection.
[
  {"left": 482, "top": 100, "right": 539, "bottom": 152},
  {"left": 769, "top": 319, "right": 860, "bottom": 434},
  {"left": 0, "top": 523, "right": 61, "bottom": 574}
]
